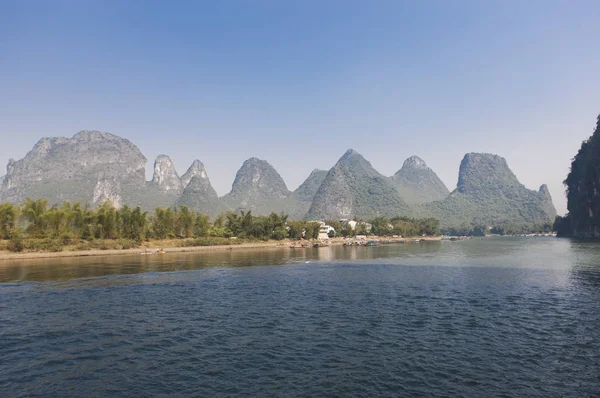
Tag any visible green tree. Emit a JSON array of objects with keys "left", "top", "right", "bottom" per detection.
[
  {"left": 22, "top": 198, "right": 49, "bottom": 237},
  {"left": 44, "top": 205, "right": 69, "bottom": 237},
  {"left": 195, "top": 214, "right": 210, "bottom": 237},
  {"left": 178, "top": 206, "right": 195, "bottom": 238},
  {"left": 0, "top": 203, "right": 17, "bottom": 239}
]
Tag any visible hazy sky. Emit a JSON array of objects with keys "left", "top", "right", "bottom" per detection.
[{"left": 2, "top": 0, "right": 599, "bottom": 215}]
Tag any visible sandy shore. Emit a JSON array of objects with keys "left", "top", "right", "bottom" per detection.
[{"left": 0, "top": 236, "right": 441, "bottom": 261}]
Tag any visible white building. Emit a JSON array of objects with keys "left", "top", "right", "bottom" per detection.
[{"left": 318, "top": 222, "right": 335, "bottom": 239}]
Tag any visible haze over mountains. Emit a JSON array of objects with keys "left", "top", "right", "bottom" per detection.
[{"left": 0, "top": 131, "right": 557, "bottom": 230}]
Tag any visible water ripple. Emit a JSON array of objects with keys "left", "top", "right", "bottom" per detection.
[{"left": 1, "top": 239, "right": 600, "bottom": 396}]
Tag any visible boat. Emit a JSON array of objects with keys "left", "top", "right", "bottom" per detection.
[{"left": 366, "top": 240, "right": 379, "bottom": 246}]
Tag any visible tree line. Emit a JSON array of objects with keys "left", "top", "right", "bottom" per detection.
[
  {"left": 0, "top": 198, "right": 322, "bottom": 242},
  {"left": 443, "top": 222, "right": 554, "bottom": 237},
  {"left": 324, "top": 216, "right": 440, "bottom": 238},
  {"left": 0, "top": 198, "right": 444, "bottom": 252}
]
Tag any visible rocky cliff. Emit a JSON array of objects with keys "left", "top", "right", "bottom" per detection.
[
  {"left": 306, "top": 149, "right": 410, "bottom": 220},
  {"left": 0, "top": 131, "right": 146, "bottom": 206},
  {"left": 389, "top": 156, "right": 449, "bottom": 204},
  {"left": 0, "top": 131, "right": 559, "bottom": 229},
  {"left": 221, "top": 157, "right": 291, "bottom": 214},
  {"left": 563, "top": 115, "right": 600, "bottom": 238},
  {"left": 177, "top": 160, "right": 221, "bottom": 215},
  {"left": 423, "top": 153, "right": 556, "bottom": 230},
  {"left": 539, "top": 184, "right": 557, "bottom": 220},
  {"left": 181, "top": 160, "right": 208, "bottom": 188},
  {"left": 151, "top": 155, "right": 182, "bottom": 193}
]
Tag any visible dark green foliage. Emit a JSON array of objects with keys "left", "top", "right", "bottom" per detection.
[
  {"left": 222, "top": 211, "right": 289, "bottom": 240},
  {"left": 389, "top": 156, "right": 449, "bottom": 205},
  {"left": 0, "top": 198, "right": 322, "bottom": 251},
  {"left": 307, "top": 149, "right": 411, "bottom": 220},
  {"left": 423, "top": 153, "right": 556, "bottom": 233},
  {"left": 388, "top": 216, "right": 440, "bottom": 237},
  {"left": 1, "top": 197, "right": 445, "bottom": 252},
  {"left": 563, "top": 115, "right": 600, "bottom": 238}
]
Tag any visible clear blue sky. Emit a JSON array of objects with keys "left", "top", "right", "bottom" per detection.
[{"left": 2, "top": 0, "right": 599, "bottom": 215}]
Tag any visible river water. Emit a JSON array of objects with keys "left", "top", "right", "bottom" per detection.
[{"left": 1, "top": 238, "right": 599, "bottom": 397}]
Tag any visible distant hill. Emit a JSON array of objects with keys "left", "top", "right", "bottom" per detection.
[
  {"left": 389, "top": 156, "right": 449, "bottom": 204},
  {"left": 422, "top": 153, "right": 556, "bottom": 231},
  {"left": 0, "top": 131, "right": 146, "bottom": 208},
  {"left": 221, "top": 157, "right": 291, "bottom": 215},
  {"left": 306, "top": 149, "right": 411, "bottom": 220},
  {"left": 0, "top": 131, "right": 557, "bottom": 231}
]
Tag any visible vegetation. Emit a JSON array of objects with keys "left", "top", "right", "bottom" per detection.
[
  {"left": 422, "top": 153, "right": 556, "bottom": 235},
  {"left": 0, "top": 199, "right": 303, "bottom": 252},
  {"left": 562, "top": 114, "right": 600, "bottom": 238},
  {"left": 306, "top": 149, "right": 410, "bottom": 220},
  {"left": 0, "top": 198, "right": 447, "bottom": 253},
  {"left": 443, "top": 222, "right": 554, "bottom": 237},
  {"left": 389, "top": 156, "right": 449, "bottom": 205},
  {"left": 324, "top": 216, "right": 440, "bottom": 238}
]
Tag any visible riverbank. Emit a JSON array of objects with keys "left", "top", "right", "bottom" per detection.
[{"left": 0, "top": 236, "right": 441, "bottom": 261}]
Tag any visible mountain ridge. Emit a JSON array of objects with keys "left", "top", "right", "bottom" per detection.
[
  {"left": 306, "top": 149, "right": 411, "bottom": 220},
  {"left": 0, "top": 131, "right": 557, "bottom": 230},
  {"left": 389, "top": 156, "right": 450, "bottom": 204}
]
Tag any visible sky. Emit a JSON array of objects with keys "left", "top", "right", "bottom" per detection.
[{"left": 1, "top": 0, "right": 600, "bottom": 215}]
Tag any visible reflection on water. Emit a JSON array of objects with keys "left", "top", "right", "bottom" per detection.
[
  {"left": 0, "top": 237, "right": 596, "bottom": 284},
  {"left": 0, "top": 241, "right": 440, "bottom": 283},
  {"left": 2, "top": 237, "right": 600, "bottom": 397}
]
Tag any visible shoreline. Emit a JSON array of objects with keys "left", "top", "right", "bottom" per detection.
[{"left": 0, "top": 236, "right": 442, "bottom": 261}]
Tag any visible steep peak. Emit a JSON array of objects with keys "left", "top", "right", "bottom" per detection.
[
  {"left": 539, "top": 184, "right": 554, "bottom": 202},
  {"left": 538, "top": 184, "right": 557, "bottom": 218},
  {"left": 306, "top": 149, "right": 409, "bottom": 220},
  {"left": 190, "top": 159, "right": 203, "bottom": 169},
  {"left": 539, "top": 184, "right": 550, "bottom": 195},
  {"left": 181, "top": 159, "right": 209, "bottom": 188},
  {"left": 227, "top": 157, "right": 289, "bottom": 200},
  {"left": 390, "top": 155, "right": 449, "bottom": 204},
  {"left": 338, "top": 149, "right": 363, "bottom": 163},
  {"left": 402, "top": 156, "right": 428, "bottom": 170},
  {"left": 457, "top": 152, "right": 519, "bottom": 194},
  {"left": 181, "top": 174, "right": 218, "bottom": 199},
  {"left": 342, "top": 148, "right": 358, "bottom": 157},
  {"left": 151, "top": 155, "right": 182, "bottom": 192},
  {"left": 177, "top": 171, "right": 220, "bottom": 214},
  {"left": 335, "top": 149, "right": 374, "bottom": 172}
]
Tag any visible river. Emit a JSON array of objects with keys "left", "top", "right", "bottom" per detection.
[{"left": 1, "top": 238, "right": 599, "bottom": 396}]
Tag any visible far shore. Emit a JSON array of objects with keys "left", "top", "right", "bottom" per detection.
[{"left": 0, "top": 236, "right": 441, "bottom": 261}]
